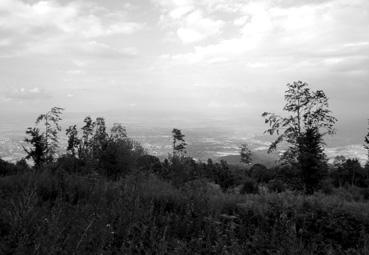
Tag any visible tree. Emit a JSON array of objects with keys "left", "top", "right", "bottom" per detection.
[
  {"left": 216, "top": 160, "right": 235, "bottom": 191},
  {"left": 333, "top": 155, "right": 347, "bottom": 169},
  {"left": 110, "top": 123, "right": 127, "bottom": 141},
  {"left": 93, "top": 117, "right": 108, "bottom": 159},
  {"left": 364, "top": 121, "right": 369, "bottom": 166},
  {"left": 23, "top": 107, "right": 64, "bottom": 166},
  {"left": 262, "top": 81, "right": 336, "bottom": 193},
  {"left": 172, "top": 128, "right": 187, "bottom": 156},
  {"left": 35, "top": 107, "right": 64, "bottom": 160},
  {"left": 297, "top": 127, "right": 327, "bottom": 194},
  {"left": 240, "top": 143, "right": 252, "bottom": 164},
  {"left": 250, "top": 163, "right": 273, "bottom": 183},
  {"left": 80, "top": 116, "right": 95, "bottom": 159},
  {"left": 262, "top": 81, "right": 337, "bottom": 161},
  {"left": 66, "top": 125, "right": 80, "bottom": 157},
  {"left": 23, "top": 127, "right": 48, "bottom": 167},
  {"left": 342, "top": 158, "right": 365, "bottom": 187}
]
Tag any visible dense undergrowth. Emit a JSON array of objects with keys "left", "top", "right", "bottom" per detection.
[{"left": 1, "top": 166, "right": 369, "bottom": 254}]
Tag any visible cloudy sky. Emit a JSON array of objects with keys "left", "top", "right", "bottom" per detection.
[{"left": 0, "top": 0, "right": 368, "bottom": 141}]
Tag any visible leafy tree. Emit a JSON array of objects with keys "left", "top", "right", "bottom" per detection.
[
  {"left": 96, "top": 122, "right": 145, "bottom": 179},
  {"left": 331, "top": 156, "right": 348, "bottom": 187},
  {"left": 216, "top": 160, "right": 235, "bottom": 191},
  {"left": 80, "top": 116, "right": 95, "bottom": 159},
  {"left": 23, "top": 127, "right": 48, "bottom": 167},
  {"left": 92, "top": 117, "right": 108, "bottom": 161},
  {"left": 23, "top": 107, "right": 64, "bottom": 166},
  {"left": 262, "top": 81, "right": 337, "bottom": 161},
  {"left": 262, "top": 82, "right": 336, "bottom": 193},
  {"left": 250, "top": 163, "right": 273, "bottom": 183},
  {"left": 137, "top": 155, "right": 162, "bottom": 174},
  {"left": 35, "top": 107, "right": 64, "bottom": 160},
  {"left": 66, "top": 125, "right": 80, "bottom": 157},
  {"left": 344, "top": 158, "right": 366, "bottom": 187},
  {"left": 240, "top": 143, "right": 252, "bottom": 164},
  {"left": 333, "top": 155, "right": 346, "bottom": 168},
  {"left": 331, "top": 157, "right": 367, "bottom": 187},
  {"left": 240, "top": 177, "right": 259, "bottom": 194},
  {"left": 110, "top": 123, "right": 127, "bottom": 141},
  {"left": 172, "top": 128, "right": 187, "bottom": 156}
]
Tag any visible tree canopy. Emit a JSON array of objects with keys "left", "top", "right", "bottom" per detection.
[{"left": 262, "top": 81, "right": 337, "bottom": 161}]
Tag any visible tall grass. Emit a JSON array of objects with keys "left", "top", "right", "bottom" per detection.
[{"left": 1, "top": 169, "right": 369, "bottom": 254}]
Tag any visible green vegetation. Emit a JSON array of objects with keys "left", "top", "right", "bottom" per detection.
[
  {"left": 262, "top": 81, "right": 337, "bottom": 194},
  {"left": 1, "top": 81, "right": 369, "bottom": 254}
]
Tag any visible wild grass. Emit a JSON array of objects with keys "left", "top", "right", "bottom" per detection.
[{"left": 1, "top": 169, "right": 369, "bottom": 254}]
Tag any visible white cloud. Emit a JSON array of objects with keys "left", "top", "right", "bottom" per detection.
[
  {"left": 167, "top": 0, "right": 369, "bottom": 71},
  {"left": 176, "top": 10, "right": 224, "bottom": 43},
  {"left": 3, "top": 87, "right": 51, "bottom": 101},
  {"left": 155, "top": 0, "right": 225, "bottom": 43},
  {"left": 0, "top": 0, "right": 368, "bottom": 142},
  {"left": 0, "top": 0, "right": 143, "bottom": 56}
]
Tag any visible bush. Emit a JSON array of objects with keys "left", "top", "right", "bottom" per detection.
[
  {"left": 240, "top": 178, "right": 259, "bottom": 194},
  {"left": 0, "top": 158, "right": 29, "bottom": 176},
  {"left": 250, "top": 164, "right": 274, "bottom": 183},
  {"left": 320, "top": 178, "right": 334, "bottom": 194},
  {"left": 267, "top": 179, "right": 286, "bottom": 193},
  {"left": 361, "top": 188, "right": 369, "bottom": 200}
]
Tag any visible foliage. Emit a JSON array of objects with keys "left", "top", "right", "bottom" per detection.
[
  {"left": 267, "top": 179, "right": 286, "bottom": 193},
  {"left": 240, "top": 177, "right": 259, "bottom": 194},
  {"left": 80, "top": 116, "right": 95, "bottom": 159},
  {"left": 98, "top": 138, "right": 145, "bottom": 180},
  {"left": 23, "top": 107, "right": 64, "bottom": 166},
  {"left": 0, "top": 158, "right": 29, "bottom": 176},
  {"left": 35, "top": 107, "right": 64, "bottom": 160},
  {"left": 3, "top": 106, "right": 369, "bottom": 253},
  {"left": 1, "top": 169, "right": 369, "bottom": 254},
  {"left": 262, "top": 82, "right": 337, "bottom": 194},
  {"left": 172, "top": 128, "right": 187, "bottom": 156},
  {"left": 213, "top": 160, "right": 236, "bottom": 191},
  {"left": 92, "top": 117, "right": 108, "bottom": 159},
  {"left": 331, "top": 158, "right": 368, "bottom": 188},
  {"left": 249, "top": 163, "right": 273, "bottom": 183},
  {"left": 262, "top": 81, "right": 336, "bottom": 160},
  {"left": 66, "top": 124, "right": 80, "bottom": 157},
  {"left": 297, "top": 127, "right": 328, "bottom": 194},
  {"left": 110, "top": 123, "right": 127, "bottom": 141},
  {"left": 23, "top": 127, "right": 49, "bottom": 167}
]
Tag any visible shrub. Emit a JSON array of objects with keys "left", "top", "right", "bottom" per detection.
[
  {"left": 267, "top": 179, "right": 286, "bottom": 193},
  {"left": 240, "top": 178, "right": 259, "bottom": 194},
  {"left": 320, "top": 178, "right": 334, "bottom": 194},
  {"left": 250, "top": 163, "right": 274, "bottom": 183}
]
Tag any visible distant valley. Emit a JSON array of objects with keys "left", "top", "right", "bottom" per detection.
[{"left": 0, "top": 123, "right": 366, "bottom": 165}]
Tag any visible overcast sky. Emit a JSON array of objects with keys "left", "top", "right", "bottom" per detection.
[{"left": 0, "top": 0, "right": 368, "bottom": 139}]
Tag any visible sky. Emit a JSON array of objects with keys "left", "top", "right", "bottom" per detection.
[{"left": 0, "top": 0, "right": 368, "bottom": 143}]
